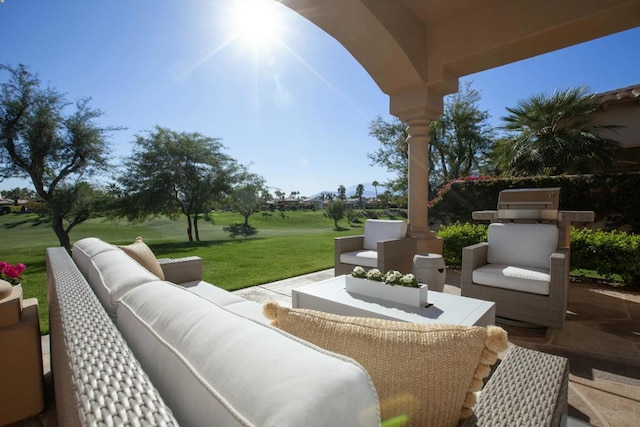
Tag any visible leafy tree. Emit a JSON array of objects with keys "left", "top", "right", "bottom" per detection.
[
  {"left": 368, "top": 82, "right": 494, "bottom": 196},
  {"left": 325, "top": 200, "right": 346, "bottom": 228},
  {"left": 0, "top": 64, "right": 115, "bottom": 249},
  {"left": 118, "top": 126, "right": 241, "bottom": 242},
  {"left": 367, "top": 116, "right": 408, "bottom": 196},
  {"left": 495, "top": 86, "right": 621, "bottom": 176},
  {"left": 429, "top": 82, "right": 494, "bottom": 188},
  {"left": 231, "top": 174, "right": 265, "bottom": 227},
  {"left": 355, "top": 183, "right": 365, "bottom": 208},
  {"left": 337, "top": 185, "right": 346, "bottom": 201}
]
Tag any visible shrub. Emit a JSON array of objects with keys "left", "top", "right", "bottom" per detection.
[
  {"left": 428, "top": 172, "right": 640, "bottom": 232},
  {"left": 436, "top": 222, "right": 488, "bottom": 266},
  {"left": 570, "top": 227, "right": 640, "bottom": 287}
]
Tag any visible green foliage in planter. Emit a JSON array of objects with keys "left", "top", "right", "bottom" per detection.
[
  {"left": 436, "top": 222, "right": 488, "bottom": 266},
  {"left": 570, "top": 227, "right": 640, "bottom": 287}
]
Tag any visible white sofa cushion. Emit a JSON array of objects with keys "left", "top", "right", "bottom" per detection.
[
  {"left": 117, "top": 282, "right": 380, "bottom": 427},
  {"left": 473, "top": 263, "right": 551, "bottom": 295},
  {"left": 486, "top": 223, "right": 557, "bottom": 270},
  {"left": 340, "top": 250, "right": 378, "bottom": 268},
  {"left": 181, "top": 280, "right": 267, "bottom": 323},
  {"left": 363, "top": 220, "right": 408, "bottom": 251},
  {"left": 85, "top": 249, "right": 161, "bottom": 318},
  {"left": 72, "top": 237, "right": 119, "bottom": 278}
]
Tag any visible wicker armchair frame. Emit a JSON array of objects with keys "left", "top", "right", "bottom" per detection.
[
  {"left": 334, "top": 235, "right": 417, "bottom": 276},
  {"left": 461, "top": 242, "right": 570, "bottom": 329}
]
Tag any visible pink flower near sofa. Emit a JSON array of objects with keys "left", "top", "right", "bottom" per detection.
[{"left": 0, "top": 261, "right": 26, "bottom": 285}]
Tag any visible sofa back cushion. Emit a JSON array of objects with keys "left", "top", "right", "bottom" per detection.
[
  {"left": 363, "top": 220, "right": 408, "bottom": 250},
  {"left": 72, "top": 237, "right": 119, "bottom": 278},
  {"left": 487, "top": 223, "right": 558, "bottom": 270},
  {"left": 82, "top": 249, "right": 161, "bottom": 318},
  {"left": 117, "top": 282, "right": 380, "bottom": 427}
]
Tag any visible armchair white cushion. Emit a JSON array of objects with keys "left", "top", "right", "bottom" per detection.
[
  {"left": 335, "top": 220, "right": 416, "bottom": 276},
  {"left": 362, "top": 220, "right": 408, "bottom": 250},
  {"left": 473, "top": 223, "right": 557, "bottom": 295},
  {"left": 486, "top": 223, "right": 558, "bottom": 270}
]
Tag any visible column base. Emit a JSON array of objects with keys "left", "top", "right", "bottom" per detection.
[{"left": 409, "top": 226, "right": 443, "bottom": 255}]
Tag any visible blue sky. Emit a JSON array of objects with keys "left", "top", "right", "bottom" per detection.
[{"left": 1, "top": 0, "right": 639, "bottom": 197}]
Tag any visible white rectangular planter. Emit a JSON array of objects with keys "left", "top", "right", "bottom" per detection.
[{"left": 345, "top": 276, "right": 428, "bottom": 307}]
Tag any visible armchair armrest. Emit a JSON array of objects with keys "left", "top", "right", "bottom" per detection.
[
  {"left": 335, "top": 235, "right": 365, "bottom": 254},
  {"left": 158, "top": 256, "right": 204, "bottom": 284},
  {"left": 461, "top": 242, "right": 488, "bottom": 289},
  {"left": 377, "top": 237, "right": 416, "bottom": 273}
]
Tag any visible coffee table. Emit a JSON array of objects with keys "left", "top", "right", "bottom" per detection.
[{"left": 292, "top": 275, "right": 495, "bottom": 326}]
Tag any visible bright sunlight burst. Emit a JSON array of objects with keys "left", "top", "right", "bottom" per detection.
[{"left": 229, "top": 0, "right": 283, "bottom": 50}]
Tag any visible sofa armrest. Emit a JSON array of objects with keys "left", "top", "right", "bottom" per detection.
[
  {"left": 158, "top": 256, "right": 204, "bottom": 284},
  {"left": 461, "top": 242, "right": 488, "bottom": 289},
  {"left": 46, "top": 247, "right": 178, "bottom": 427},
  {"left": 462, "top": 345, "right": 568, "bottom": 426}
]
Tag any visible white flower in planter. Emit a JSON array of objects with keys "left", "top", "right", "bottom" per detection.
[
  {"left": 351, "top": 266, "right": 367, "bottom": 278},
  {"left": 366, "top": 268, "right": 383, "bottom": 281}
]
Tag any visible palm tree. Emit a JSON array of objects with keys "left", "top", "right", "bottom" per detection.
[
  {"left": 496, "top": 86, "right": 621, "bottom": 176},
  {"left": 372, "top": 180, "right": 379, "bottom": 199},
  {"left": 355, "top": 184, "right": 365, "bottom": 208}
]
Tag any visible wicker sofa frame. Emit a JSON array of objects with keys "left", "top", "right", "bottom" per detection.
[{"left": 47, "top": 246, "right": 569, "bottom": 426}]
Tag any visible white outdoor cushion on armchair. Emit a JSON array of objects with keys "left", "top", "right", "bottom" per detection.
[
  {"left": 362, "top": 220, "right": 408, "bottom": 250},
  {"left": 335, "top": 219, "right": 415, "bottom": 275},
  {"left": 472, "top": 223, "right": 558, "bottom": 295}
]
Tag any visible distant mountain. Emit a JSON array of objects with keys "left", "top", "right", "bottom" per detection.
[{"left": 308, "top": 183, "right": 384, "bottom": 199}]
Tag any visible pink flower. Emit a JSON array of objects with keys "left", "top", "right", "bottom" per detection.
[{"left": 0, "top": 261, "right": 26, "bottom": 285}]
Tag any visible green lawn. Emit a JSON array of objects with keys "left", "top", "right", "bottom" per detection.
[{"left": 0, "top": 210, "right": 367, "bottom": 334}]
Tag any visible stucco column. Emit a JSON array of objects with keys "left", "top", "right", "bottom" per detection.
[{"left": 405, "top": 117, "right": 443, "bottom": 254}]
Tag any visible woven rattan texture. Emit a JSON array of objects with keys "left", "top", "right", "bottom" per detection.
[
  {"left": 47, "top": 248, "right": 178, "bottom": 426},
  {"left": 157, "top": 256, "right": 203, "bottom": 284},
  {"left": 467, "top": 345, "right": 569, "bottom": 426}
]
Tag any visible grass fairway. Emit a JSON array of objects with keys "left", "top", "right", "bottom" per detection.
[{"left": 0, "top": 210, "right": 366, "bottom": 334}]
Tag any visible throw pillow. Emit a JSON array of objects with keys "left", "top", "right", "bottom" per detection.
[
  {"left": 119, "top": 236, "right": 165, "bottom": 280},
  {"left": 263, "top": 303, "right": 508, "bottom": 427}
]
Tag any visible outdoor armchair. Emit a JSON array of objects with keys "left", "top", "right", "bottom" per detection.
[
  {"left": 461, "top": 222, "right": 569, "bottom": 329},
  {"left": 334, "top": 219, "right": 417, "bottom": 276}
]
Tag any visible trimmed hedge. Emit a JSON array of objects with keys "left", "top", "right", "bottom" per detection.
[
  {"left": 436, "top": 222, "right": 640, "bottom": 288},
  {"left": 436, "top": 222, "right": 487, "bottom": 266},
  {"left": 429, "top": 172, "right": 640, "bottom": 232},
  {"left": 570, "top": 227, "right": 640, "bottom": 286}
]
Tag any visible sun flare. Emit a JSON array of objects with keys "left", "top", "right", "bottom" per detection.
[{"left": 229, "top": 0, "right": 283, "bottom": 50}]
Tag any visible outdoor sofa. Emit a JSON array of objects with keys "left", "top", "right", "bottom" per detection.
[{"left": 46, "top": 237, "right": 569, "bottom": 426}]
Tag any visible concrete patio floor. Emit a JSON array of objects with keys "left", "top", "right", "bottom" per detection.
[{"left": 18, "top": 269, "right": 640, "bottom": 426}]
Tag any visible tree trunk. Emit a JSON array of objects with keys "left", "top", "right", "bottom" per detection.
[
  {"left": 51, "top": 212, "right": 71, "bottom": 251},
  {"left": 244, "top": 214, "right": 249, "bottom": 227},
  {"left": 186, "top": 214, "right": 193, "bottom": 242},
  {"left": 194, "top": 214, "right": 200, "bottom": 241}
]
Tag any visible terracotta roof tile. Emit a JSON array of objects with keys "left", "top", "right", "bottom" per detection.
[{"left": 598, "top": 83, "right": 640, "bottom": 104}]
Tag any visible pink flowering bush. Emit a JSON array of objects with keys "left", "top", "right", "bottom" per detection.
[{"left": 0, "top": 261, "right": 26, "bottom": 285}]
